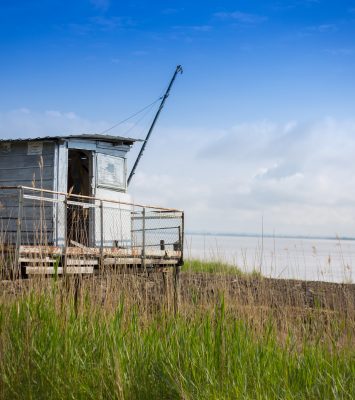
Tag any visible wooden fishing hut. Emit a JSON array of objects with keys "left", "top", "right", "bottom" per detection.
[{"left": 0, "top": 134, "right": 184, "bottom": 277}]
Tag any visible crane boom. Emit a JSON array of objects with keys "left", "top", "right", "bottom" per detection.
[{"left": 127, "top": 65, "right": 183, "bottom": 186}]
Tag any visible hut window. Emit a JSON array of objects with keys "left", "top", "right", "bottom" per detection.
[{"left": 97, "top": 153, "right": 125, "bottom": 190}]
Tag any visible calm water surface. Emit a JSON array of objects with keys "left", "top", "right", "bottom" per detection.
[{"left": 185, "top": 234, "right": 355, "bottom": 283}]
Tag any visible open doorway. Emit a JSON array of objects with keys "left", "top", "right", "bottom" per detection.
[
  {"left": 68, "top": 150, "right": 91, "bottom": 196},
  {"left": 67, "top": 150, "right": 92, "bottom": 246}
]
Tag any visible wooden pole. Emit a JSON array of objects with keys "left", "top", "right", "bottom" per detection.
[
  {"left": 141, "top": 207, "right": 146, "bottom": 271},
  {"left": 173, "top": 265, "right": 180, "bottom": 315},
  {"left": 100, "top": 200, "right": 104, "bottom": 273},
  {"left": 15, "top": 187, "right": 23, "bottom": 279}
]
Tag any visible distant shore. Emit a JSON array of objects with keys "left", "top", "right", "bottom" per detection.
[{"left": 187, "top": 231, "right": 355, "bottom": 241}]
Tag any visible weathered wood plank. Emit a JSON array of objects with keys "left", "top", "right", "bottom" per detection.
[
  {"left": 19, "top": 257, "right": 56, "bottom": 263},
  {"left": 18, "top": 245, "right": 181, "bottom": 258},
  {"left": 66, "top": 259, "right": 98, "bottom": 266},
  {"left": 0, "top": 168, "right": 54, "bottom": 181},
  {"left": 104, "top": 258, "right": 178, "bottom": 265},
  {"left": 0, "top": 179, "right": 53, "bottom": 188},
  {"left": 25, "top": 266, "right": 94, "bottom": 275}
]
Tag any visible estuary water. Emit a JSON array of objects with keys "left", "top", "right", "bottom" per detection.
[{"left": 185, "top": 234, "right": 355, "bottom": 283}]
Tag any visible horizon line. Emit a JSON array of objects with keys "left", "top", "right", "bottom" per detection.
[{"left": 185, "top": 231, "right": 355, "bottom": 241}]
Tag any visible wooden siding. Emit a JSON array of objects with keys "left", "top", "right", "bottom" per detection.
[
  {"left": 0, "top": 141, "right": 55, "bottom": 244},
  {"left": 0, "top": 142, "right": 55, "bottom": 189}
]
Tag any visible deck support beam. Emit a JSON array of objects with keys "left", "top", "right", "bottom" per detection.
[{"left": 173, "top": 265, "right": 180, "bottom": 315}]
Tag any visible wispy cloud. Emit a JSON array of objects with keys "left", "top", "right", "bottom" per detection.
[
  {"left": 295, "top": 23, "right": 339, "bottom": 39},
  {"left": 273, "top": 0, "right": 320, "bottom": 9},
  {"left": 214, "top": 11, "right": 267, "bottom": 24},
  {"left": 0, "top": 108, "right": 131, "bottom": 138},
  {"left": 161, "top": 8, "right": 183, "bottom": 15},
  {"left": 309, "top": 24, "right": 338, "bottom": 33},
  {"left": 131, "top": 50, "right": 148, "bottom": 56},
  {"left": 325, "top": 47, "right": 355, "bottom": 56},
  {"left": 90, "top": 0, "right": 110, "bottom": 12},
  {"left": 173, "top": 25, "right": 212, "bottom": 33},
  {"left": 191, "top": 25, "right": 212, "bottom": 32},
  {"left": 68, "top": 16, "right": 134, "bottom": 35},
  {"left": 91, "top": 16, "right": 134, "bottom": 31}
]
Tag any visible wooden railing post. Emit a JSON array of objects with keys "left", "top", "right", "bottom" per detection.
[
  {"left": 141, "top": 207, "right": 146, "bottom": 270},
  {"left": 181, "top": 211, "right": 184, "bottom": 263},
  {"left": 173, "top": 211, "right": 184, "bottom": 315},
  {"left": 63, "top": 194, "right": 68, "bottom": 276},
  {"left": 100, "top": 200, "right": 104, "bottom": 272},
  {"left": 15, "top": 187, "right": 23, "bottom": 278}
]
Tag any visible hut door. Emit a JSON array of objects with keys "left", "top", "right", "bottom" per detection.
[{"left": 67, "top": 149, "right": 92, "bottom": 246}]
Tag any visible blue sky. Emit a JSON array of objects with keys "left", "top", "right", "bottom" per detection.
[{"left": 1, "top": 0, "right": 355, "bottom": 236}]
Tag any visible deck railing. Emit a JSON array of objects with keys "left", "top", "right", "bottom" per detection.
[{"left": 0, "top": 186, "right": 184, "bottom": 266}]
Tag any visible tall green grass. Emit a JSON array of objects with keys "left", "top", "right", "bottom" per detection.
[
  {"left": 182, "top": 259, "right": 261, "bottom": 277},
  {"left": 1, "top": 286, "right": 354, "bottom": 400}
]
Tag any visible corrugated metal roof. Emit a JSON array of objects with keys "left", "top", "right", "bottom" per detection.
[{"left": 0, "top": 133, "right": 140, "bottom": 145}]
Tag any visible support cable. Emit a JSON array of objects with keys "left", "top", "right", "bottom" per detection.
[{"left": 99, "top": 97, "right": 163, "bottom": 135}]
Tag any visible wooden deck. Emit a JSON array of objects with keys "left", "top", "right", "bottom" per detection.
[
  {"left": 0, "top": 186, "right": 184, "bottom": 279},
  {"left": 8, "top": 245, "right": 182, "bottom": 276}
]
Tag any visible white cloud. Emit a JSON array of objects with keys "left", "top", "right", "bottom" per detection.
[
  {"left": 90, "top": 16, "right": 131, "bottom": 31},
  {"left": 191, "top": 25, "right": 212, "bottom": 32},
  {"left": 68, "top": 16, "right": 134, "bottom": 36},
  {"left": 0, "top": 108, "right": 130, "bottom": 138},
  {"left": 325, "top": 48, "right": 355, "bottom": 56},
  {"left": 307, "top": 24, "right": 338, "bottom": 33},
  {"left": 131, "top": 50, "right": 148, "bottom": 57},
  {"left": 173, "top": 25, "right": 212, "bottom": 32},
  {"left": 161, "top": 8, "right": 183, "bottom": 15},
  {"left": 64, "top": 112, "right": 78, "bottom": 120},
  {"left": 214, "top": 11, "right": 267, "bottom": 24},
  {"left": 129, "top": 119, "right": 355, "bottom": 237},
  {"left": 45, "top": 110, "right": 62, "bottom": 117},
  {"left": 90, "top": 0, "right": 110, "bottom": 11},
  {"left": 1, "top": 109, "right": 355, "bottom": 237},
  {"left": 297, "top": 24, "right": 338, "bottom": 38}
]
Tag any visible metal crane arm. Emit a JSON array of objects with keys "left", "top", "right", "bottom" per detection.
[{"left": 127, "top": 65, "right": 183, "bottom": 186}]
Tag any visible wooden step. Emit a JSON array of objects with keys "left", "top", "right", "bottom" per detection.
[
  {"left": 19, "top": 257, "right": 98, "bottom": 266},
  {"left": 104, "top": 258, "right": 179, "bottom": 266},
  {"left": 65, "top": 259, "right": 98, "bottom": 266},
  {"left": 19, "top": 257, "right": 56, "bottom": 263},
  {"left": 25, "top": 266, "right": 94, "bottom": 275}
]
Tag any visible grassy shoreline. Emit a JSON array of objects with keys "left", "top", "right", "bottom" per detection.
[
  {"left": 1, "top": 261, "right": 354, "bottom": 399},
  {"left": 181, "top": 259, "right": 262, "bottom": 277}
]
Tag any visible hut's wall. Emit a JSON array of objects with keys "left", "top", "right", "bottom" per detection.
[
  {"left": 0, "top": 141, "right": 55, "bottom": 188},
  {"left": 93, "top": 146, "right": 132, "bottom": 248},
  {"left": 0, "top": 141, "right": 56, "bottom": 245},
  {"left": 54, "top": 139, "right": 133, "bottom": 248},
  {"left": 0, "top": 138, "right": 135, "bottom": 248}
]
